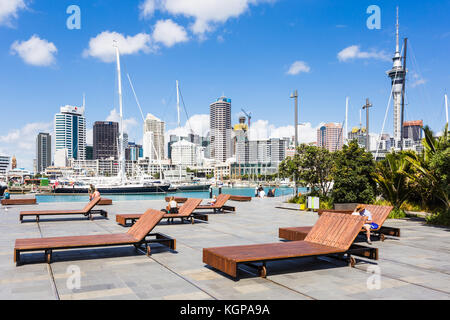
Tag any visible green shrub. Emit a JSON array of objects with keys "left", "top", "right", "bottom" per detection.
[
  {"left": 288, "top": 195, "right": 306, "bottom": 204},
  {"left": 426, "top": 209, "right": 450, "bottom": 227},
  {"left": 388, "top": 208, "right": 406, "bottom": 219}
]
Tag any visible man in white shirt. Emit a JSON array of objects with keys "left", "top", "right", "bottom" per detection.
[{"left": 352, "top": 204, "right": 374, "bottom": 244}]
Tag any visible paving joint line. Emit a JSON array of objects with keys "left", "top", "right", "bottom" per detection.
[
  {"left": 90, "top": 219, "right": 218, "bottom": 300},
  {"left": 36, "top": 222, "right": 60, "bottom": 300}
]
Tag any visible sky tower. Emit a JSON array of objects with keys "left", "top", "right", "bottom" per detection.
[{"left": 387, "top": 7, "right": 406, "bottom": 142}]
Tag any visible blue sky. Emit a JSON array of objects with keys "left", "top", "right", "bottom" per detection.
[{"left": 0, "top": 0, "right": 449, "bottom": 170}]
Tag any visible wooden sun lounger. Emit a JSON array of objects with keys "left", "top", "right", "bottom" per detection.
[
  {"left": 1, "top": 198, "right": 37, "bottom": 205},
  {"left": 98, "top": 198, "right": 113, "bottom": 205},
  {"left": 279, "top": 205, "right": 399, "bottom": 242},
  {"left": 19, "top": 197, "right": 107, "bottom": 223},
  {"left": 196, "top": 194, "right": 235, "bottom": 213},
  {"left": 165, "top": 195, "right": 251, "bottom": 203},
  {"left": 164, "top": 197, "right": 188, "bottom": 203},
  {"left": 14, "top": 209, "right": 175, "bottom": 266},
  {"left": 203, "top": 212, "right": 378, "bottom": 279},
  {"left": 116, "top": 198, "right": 207, "bottom": 226},
  {"left": 227, "top": 195, "right": 252, "bottom": 202}
]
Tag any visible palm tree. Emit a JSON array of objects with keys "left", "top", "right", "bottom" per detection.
[
  {"left": 404, "top": 124, "right": 449, "bottom": 211},
  {"left": 373, "top": 152, "right": 412, "bottom": 210}
]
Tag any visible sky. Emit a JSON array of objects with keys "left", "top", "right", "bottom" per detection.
[{"left": 0, "top": 0, "right": 449, "bottom": 170}]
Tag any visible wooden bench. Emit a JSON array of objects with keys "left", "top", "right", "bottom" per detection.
[
  {"left": 14, "top": 209, "right": 175, "bottom": 266},
  {"left": 1, "top": 198, "right": 37, "bottom": 205},
  {"left": 19, "top": 197, "right": 107, "bottom": 223},
  {"left": 116, "top": 198, "right": 207, "bottom": 226},
  {"left": 279, "top": 205, "right": 399, "bottom": 242},
  {"left": 196, "top": 194, "right": 235, "bottom": 213},
  {"left": 203, "top": 212, "right": 378, "bottom": 279}
]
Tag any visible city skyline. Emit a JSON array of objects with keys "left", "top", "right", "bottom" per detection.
[{"left": 0, "top": 0, "right": 449, "bottom": 170}]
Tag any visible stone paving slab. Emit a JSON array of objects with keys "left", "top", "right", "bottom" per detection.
[{"left": 0, "top": 198, "right": 449, "bottom": 300}]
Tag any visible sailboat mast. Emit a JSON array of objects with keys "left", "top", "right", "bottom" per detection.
[
  {"left": 445, "top": 94, "right": 448, "bottom": 125},
  {"left": 345, "top": 97, "right": 349, "bottom": 144},
  {"left": 114, "top": 42, "right": 125, "bottom": 182},
  {"left": 176, "top": 80, "right": 182, "bottom": 181},
  {"left": 176, "top": 80, "right": 181, "bottom": 128}
]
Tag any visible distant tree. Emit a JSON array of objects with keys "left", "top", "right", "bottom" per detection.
[
  {"left": 279, "top": 144, "right": 334, "bottom": 198},
  {"left": 331, "top": 140, "right": 377, "bottom": 204}
]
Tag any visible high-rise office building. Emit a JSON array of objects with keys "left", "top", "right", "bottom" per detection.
[
  {"left": 36, "top": 133, "right": 52, "bottom": 174},
  {"left": 317, "top": 123, "right": 343, "bottom": 152},
  {"left": 210, "top": 96, "right": 232, "bottom": 162},
  {"left": 0, "top": 154, "right": 10, "bottom": 174},
  {"left": 85, "top": 145, "right": 94, "bottom": 160},
  {"left": 93, "top": 121, "right": 119, "bottom": 160},
  {"left": 54, "top": 105, "right": 86, "bottom": 160},
  {"left": 403, "top": 120, "right": 423, "bottom": 142},
  {"left": 125, "top": 142, "right": 143, "bottom": 161},
  {"left": 143, "top": 113, "right": 165, "bottom": 161},
  {"left": 171, "top": 140, "right": 199, "bottom": 167}
]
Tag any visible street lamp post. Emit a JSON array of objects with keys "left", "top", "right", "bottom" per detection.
[{"left": 290, "top": 90, "right": 299, "bottom": 196}]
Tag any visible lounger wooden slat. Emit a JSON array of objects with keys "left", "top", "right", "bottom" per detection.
[
  {"left": 203, "top": 212, "right": 377, "bottom": 279},
  {"left": 1, "top": 198, "right": 37, "bottom": 205},
  {"left": 196, "top": 194, "right": 235, "bottom": 213},
  {"left": 19, "top": 197, "right": 107, "bottom": 222},
  {"left": 116, "top": 198, "right": 206, "bottom": 226},
  {"left": 14, "top": 209, "right": 175, "bottom": 265},
  {"left": 98, "top": 198, "right": 113, "bottom": 205},
  {"left": 279, "top": 205, "right": 399, "bottom": 242}
]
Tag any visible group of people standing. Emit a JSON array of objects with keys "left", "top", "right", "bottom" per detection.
[{"left": 254, "top": 185, "right": 276, "bottom": 198}]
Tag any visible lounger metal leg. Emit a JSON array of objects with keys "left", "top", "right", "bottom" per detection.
[
  {"left": 14, "top": 250, "right": 20, "bottom": 264},
  {"left": 36, "top": 215, "right": 39, "bottom": 223},
  {"left": 45, "top": 250, "right": 52, "bottom": 264},
  {"left": 146, "top": 244, "right": 151, "bottom": 256}
]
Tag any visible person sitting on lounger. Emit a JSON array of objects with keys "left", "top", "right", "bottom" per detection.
[
  {"left": 207, "top": 195, "right": 217, "bottom": 206},
  {"left": 165, "top": 197, "right": 179, "bottom": 214},
  {"left": 88, "top": 184, "right": 95, "bottom": 201},
  {"left": 92, "top": 188, "right": 100, "bottom": 199},
  {"left": 3, "top": 189, "right": 10, "bottom": 200},
  {"left": 352, "top": 204, "right": 377, "bottom": 244}
]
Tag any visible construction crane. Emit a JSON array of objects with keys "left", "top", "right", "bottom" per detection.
[{"left": 241, "top": 108, "right": 252, "bottom": 128}]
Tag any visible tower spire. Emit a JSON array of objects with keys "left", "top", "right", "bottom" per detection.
[{"left": 395, "top": 6, "right": 400, "bottom": 54}]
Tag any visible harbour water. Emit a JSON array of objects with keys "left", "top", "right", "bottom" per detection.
[{"left": 35, "top": 187, "right": 300, "bottom": 203}]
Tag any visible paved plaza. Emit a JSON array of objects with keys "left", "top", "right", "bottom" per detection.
[{"left": 0, "top": 197, "right": 449, "bottom": 300}]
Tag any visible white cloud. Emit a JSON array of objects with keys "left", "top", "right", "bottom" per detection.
[
  {"left": 139, "top": 0, "right": 156, "bottom": 18},
  {"left": 166, "top": 114, "right": 210, "bottom": 138},
  {"left": 410, "top": 71, "right": 427, "bottom": 88},
  {"left": 105, "top": 109, "right": 139, "bottom": 134},
  {"left": 337, "top": 45, "right": 390, "bottom": 62},
  {"left": 140, "top": 0, "right": 275, "bottom": 35},
  {"left": 11, "top": 35, "right": 57, "bottom": 66},
  {"left": 0, "top": 0, "right": 26, "bottom": 26},
  {"left": 248, "top": 120, "right": 320, "bottom": 143},
  {"left": 152, "top": 19, "right": 189, "bottom": 47},
  {"left": 83, "top": 31, "right": 153, "bottom": 63},
  {"left": 286, "top": 61, "right": 310, "bottom": 75},
  {"left": 0, "top": 121, "right": 53, "bottom": 170}
]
